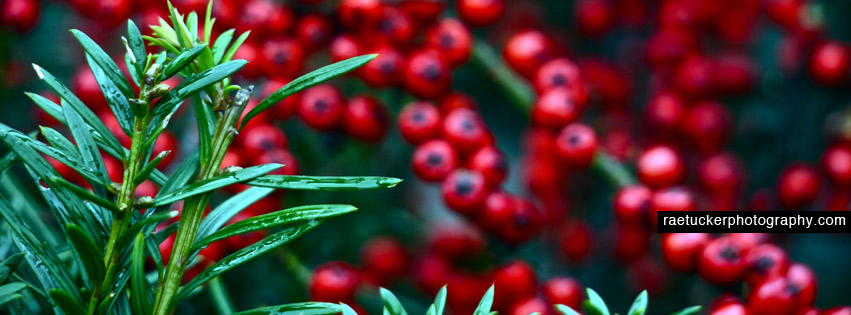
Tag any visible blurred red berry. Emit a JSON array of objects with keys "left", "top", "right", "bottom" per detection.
[
  {"left": 442, "top": 169, "right": 488, "bottom": 215},
  {"left": 555, "top": 123, "right": 598, "bottom": 169},
  {"left": 343, "top": 95, "right": 389, "bottom": 142},
  {"left": 661, "top": 233, "right": 710, "bottom": 272},
  {"left": 457, "top": 0, "right": 504, "bottom": 26},
  {"left": 298, "top": 84, "right": 345, "bottom": 131},
  {"left": 309, "top": 261, "right": 360, "bottom": 303},
  {"left": 809, "top": 42, "right": 850, "bottom": 86},
  {"left": 442, "top": 108, "right": 491, "bottom": 154},
  {"left": 1, "top": 0, "right": 39, "bottom": 32},
  {"left": 412, "top": 140, "right": 458, "bottom": 182},
  {"left": 542, "top": 277, "right": 583, "bottom": 309},
  {"left": 698, "top": 237, "right": 748, "bottom": 285},
  {"left": 777, "top": 163, "right": 820, "bottom": 210},
  {"left": 503, "top": 30, "right": 555, "bottom": 79},
  {"left": 425, "top": 18, "right": 473, "bottom": 67},
  {"left": 399, "top": 101, "right": 442, "bottom": 144},
  {"left": 636, "top": 145, "right": 686, "bottom": 189},
  {"left": 403, "top": 49, "right": 452, "bottom": 99}
]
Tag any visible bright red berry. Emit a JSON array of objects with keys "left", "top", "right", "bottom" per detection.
[
  {"left": 412, "top": 140, "right": 458, "bottom": 182},
  {"left": 457, "top": 0, "right": 504, "bottom": 26},
  {"left": 661, "top": 233, "right": 710, "bottom": 272},
  {"left": 498, "top": 197, "right": 543, "bottom": 243},
  {"left": 360, "top": 236, "right": 411, "bottom": 285},
  {"left": 425, "top": 18, "right": 472, "bottom": 67},
  {"left": 403, "top": 49, "right": 452, "bottom": 99},
  {"left": 503, "top": 30, "right": 555, "bottom": 79},
  {"left": 298, "top": 84, "right": 345, "bottom": 131},
  {"left": 329, "top": 34, "right": 363, "bottom": 63},
  {"left": 822, "top": 307, "right": 851, "bottom": 315},
  {"left": 698, "top": 236, "right": 748, "bottom": 285},
  {"left": 1, "top": 0, "right": 39, "bottom": 32},
  {"left": 343, "top": 95, "right": 388, "bottom": 142},
  {"left": 698, "top": 152, "right": 744, "bottom": 197},
  {"left": 683, "top": 101, "right": 732, "bottom": 153},
  {"left": 777, "top": 163, "right": 820, "bottom": 210},
  {"left": 822, "top": 144, "right": 851, "bottom": 187},
  {"left": 309, "top": 261, "right": 360, "bottom": 303},
  {"left": 542, "top": 277, "right": 583, "bottom": 309},
  {"left": 675, "top": 55, "right": 716, "bottom": 99},
  {"left": 743, "top": 244, "right": 789, "bottom": 286},
  {"left": 239, "top": 124, "right": 288, "bottom": 156},
  {"left": 442, "top": 169, "right": 488, "bottom": 215},
  {"left": 785, "top": 263, "right": 817, "bottom": 306},
  {"left": 509, "top": 297, "right": 551, "bottom": 315},
  {"left": 260, "top": 37, "right": 304, "bottom": 78},
  {"left": 636, "top": 145, "right": 686, "bottom": 189},
  {"left": 535, "top": 58, "right": 584, "bottom": 94},
  {"left": 442, "top": 108, "right": 491, "bottom": 154},
  {"left": 492, "top": 260, "right": 538, "bottom": 306},
  {"left": 478, "top": 191, "right": 515, "bottom": 231},
  {"left": 532, "top": 87, "right": 585, "bottom": 129},
  {"left": 809, "top": 41, "right": 849, "bottom": 86},
  {"left": 295, "top": 14, "right": 333, "bottom": 52},
  {"left": 575, "top": 0, "right": 614, "bottom": 37},
  {"left": 555, "top": 123, "right": 598, "bottom": 169},
  {"left": 398, "top": 101, "right": 442, "bottom": 144},
  {"left": 358, "top": 45, "right": 404, "bottom": 87},
  {"left": 438, "top": 92, "right": 478, "bottom": 115},
  {"left": 336, "top": 0, "right": 383, "bottom": 28},
  {"left": 747, "top": 276, "right": 800, "bottom": 315},
  {"left": 467, "top": 146, "right": 508, "bottom": 188},
  {"left": 613, "top": 185, "right": 652, "bottom": 225}
]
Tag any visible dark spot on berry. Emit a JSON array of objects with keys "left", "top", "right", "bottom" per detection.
[
  {"left": 515, "top": 212, "right": 530, "bottom": 228},
  {"left": 273, "top": 50, "right": 290, "bottom": 65},
  {"left": 786, "top": 284, "right": 802, "bottom": 296},
  {"left": 426, "top": 153, "right": 443, "bottom": 165},
  {"left": 421, "top": 64, "right": 441, "bottom": 81},
  {"left": 551, "top": 73, "right": 567, "bottom": 86},
  {"left": 460, "top": 119, "right": 475, "bottom": 133},
  {"left": 568, "top": 134, "right": 581, "bottom": 146},
  {"left": 314, "top": 100, "right": 329, "bottom": 113},
  {"left": 752, "top": 256, "right": 775, "bottom": 273},
  {"left": 440, "top": 33, "right": 455, "bottom": 48},
  {"left": 380, "top": 60, "right": 396, "bottom": 74},
  {"left": 379, "top": 19, "right": 395, "bottom": 33},
  {"left": 412, "top": 111, "right": 425, "bottom": 122},
  {"left": 720, "top": 246, "right": 739, "bottom": 261},
  {"left": 455, "top": 175, "right": 474, "bottom": 196}
]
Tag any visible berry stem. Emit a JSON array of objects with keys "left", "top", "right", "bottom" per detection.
[{"left": 470, "top": 38, "right": 635, "bottom": 188}]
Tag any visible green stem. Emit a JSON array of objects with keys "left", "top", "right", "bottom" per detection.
[
  {"left": 207, "top": 277, "right": 235, "bottom": 314},
  {"left": 89, "top": 116, "right": 149, "bottom": 315},
  {"left": 152, "top": 89, "right": 246, "bottom": 315},
  {"left": 470, "top": 38, "right": 634, "bottom": 189}
]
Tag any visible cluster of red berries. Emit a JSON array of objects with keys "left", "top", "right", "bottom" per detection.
[
  {"left": 659, "top": 233, "right": 837, "bottom": 315},
  {"left": 308, "top": 229, "right": 584, "bottom": 315}
]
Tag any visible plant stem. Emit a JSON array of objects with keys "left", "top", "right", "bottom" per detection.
[
  {"left": 207, "top": 277, "right": 235, "bottom": 314},
  {"left": 152, "top": 87, "right": 247, "bottom": 315},
  {"left": 89, "top": 116, "right": 149, "bottom": 315},
  {"left": 470, "top": 38, "right": 634, "bottom": 189}
]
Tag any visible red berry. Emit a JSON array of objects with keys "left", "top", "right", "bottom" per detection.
[
  {"left": 777, "top": 163, "right": 820, "bottom": 210},
  {"left": 555, "top": 123, "right": 598, "bottom": 169},
  {"left": 502, "top": 30, "right": 555, "bottom": 79},
  {"left": 446, "top": 272, "right": 490, "bottom": 312},
  {"left": 661, "top": 233, "right": 710, "bottom": 272},
  {"left": 254, "top": 148, "right": 299, "bottom": 175},
  {"left": 467, "top": 146, "right": 508, "bottom": 188},
  {"left": 708, "top": 302, "right": 749, "bottom": 315},
  {"left": 457, "top": 0, "right": 504, "bottom": 26},
  {"left": 403, "top": 49, "right": 452, "bottom": 99},
  {"left": 650, "top": 188, "right": 701, "bottom": 222},
  {"left": 298, "top": 84, "right": 345, "bottom": 131},
  {"left": 637, "top": 145, "right": 686, "bottom": 188},
  {"left": 542, "top": 277, "right": 583, "bottom": 309},
  {"left": 309, "top": 261, "right": 360, "bottom": 303},
  {"left": 295, "top": 14, "right": 333, "bottom": 52},
  {"left": 560, "top": 220, "right": 592, "bottom": 261},
  {"left": 645, "top": 29, "right": 697, "bottom": 68},
  {"left": 414, "top": 254, "right": 451, "bottom": 295},
  {"left": 478, "top": 191, "right": 516, "bottom": 231},
  {"left": 237, "top": 0, "right": 293, "bottom": 38},
  {"left": 1, "top": 0, "right": 39, "bottom": 32},
  {"left": 532, "top": 87, "right": 585, "bottom": 129},
  {"left": 239, "top": 124, "right": 288, "bottom": 156},
  {"left": 535, "top": 58, "right": 584, "bottom": 94},
  {"left": 441, "top": 169, "right": 488, "bottom": 215},
  {"left": 675, "top": 55, "right": 716, "bottom": 99},
  {"left": 329, "top": 34, "right": 363, "bottom": 63},
  {"left": 72, "top": 66, "right": 108, "bottom": 113},
  {"left": 698, "top": 152, "right": 744, "bottom": 197},
  {"left": 398, "top": 101, "right": 442, "bottom": 144},
  {"left": 438, "top": 92, "right": 478, "bottom": 115},
  {"left": 373, "top": 6, "right": 415, "bottom": 46},
  {"left": 442, "top": 108, "right": 491, "bottom": 154},
  {"left": 822, "top": 144, "right": 851, "bottom": 187},
  {"left": 233, "top": 41, "right": 263, "bottom": 79},
  {"left": 260, "top": 37, "right": 304, "bottom": 78},
  {"left": 809, "top": 42, "right": 849, "bottom": 86},
  {"left": 744, "top": 244, "right": 789, "bottom": 286},
  {"left": 343, "top": 95, "right": 388, "bottom": 142},
  {"left": 715, "top": 53, "right": 756, "bottom": 95},
  {"left": 399, "top": 0, "right": 445, "bottom": 25},
  {"left": 428, "top": 222, "right": 485, "bottom": 260},
  {"left": 613, "top": 185, "right": 652, "bottom": 225},
  {"left": 575, "top": 0, "right": 614, "bottom": 37},
  {"left": 822, "top": 307, "right": 851, "bottom": 315},
  {"left": 412, "top": 140, "right": 458, "bottom": 182},
  {"left": 786, "top": 263, "right": 817, "bottom": 306},
  {"left": 683, "top": 101, "right": 732, "bottom": 153},
  {"left": 425, "top": 18, "right": 472, "bottom": 67},
  {"left": 509, "top": 297, "right": 551, "bottom": 315},
  {"left": 73, "top": 0, "right": 132, "bottom": 27},
  {"left": 360, "top": 236, "right": 410, "bottom": 285},
  {"left": 336, "top": 0, "right": 383, "bottom": 28},
  {"left": 698, "top": 237, "right": 748, "bottom": 285},
  {"left": 358, "top": 46, "right": 404, "bottom": 87},
  {"left": 747, "top": 276, "right": 800, "bottom": 315},
  {"left": 261, "top": 77, "right": 301, "bottom": 121},
  {"left": 498, "top": 197, "right": 543, "bottom": 243},
  {"left": 492, "top": 260, "right": 537, "bottom": 306}
]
